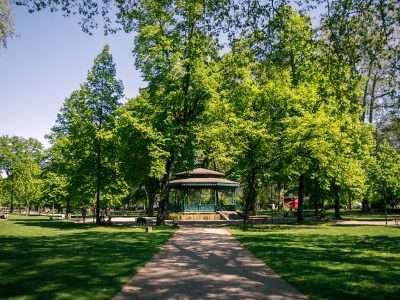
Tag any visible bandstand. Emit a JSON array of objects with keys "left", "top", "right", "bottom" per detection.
[{"left": 167, "top": 168, "right": 240, "bottom": 212}]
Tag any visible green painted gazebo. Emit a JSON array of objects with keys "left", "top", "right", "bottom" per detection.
[{"left": 167, "top": 168, "right": 240, "bottom": 212}]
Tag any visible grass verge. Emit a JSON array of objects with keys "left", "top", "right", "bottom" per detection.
[
  {"left": 231, "top": 224, "right": 400, "bottom": 300},
  {"left": 0, "top": 215, "right": 175, "bottom": 300}
]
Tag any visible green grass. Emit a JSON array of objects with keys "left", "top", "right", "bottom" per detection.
[
  {"left": 0, "top": 215, "right": 175, "bottom": 300},
  {"left": 333, "top": 210, "right": 400, "bottom": 221},
  {"left": 256, "top": 208, "right": 400, "bottom": 221},
  {"left": 231, "top": 224, "right": 400, "bottom": 300}
]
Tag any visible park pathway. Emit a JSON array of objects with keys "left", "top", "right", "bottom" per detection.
[{"left": 113, "top": 227, "right": 307, "bottom": 300}]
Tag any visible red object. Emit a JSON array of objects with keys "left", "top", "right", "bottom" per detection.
[
  {"left": 293, "top": 198, "right": 299, "bottom": 209},
  {"left": 284, "top": 197, "right": 299, "bottom": 209}
]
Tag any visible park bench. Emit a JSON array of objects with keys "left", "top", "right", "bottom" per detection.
[
  {"left": 136, "top": 217, "right": 157, "bottom": 226},
  {"left": 249, "top": 216, "right": 269, "bottom": 224},
  {"left": 49, "top": 214, "right": 65, "bottom": 220}
]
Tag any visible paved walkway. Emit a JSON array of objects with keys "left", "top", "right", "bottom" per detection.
[{"left": 113, "top": 227, "right": 307, "bottom": 300}]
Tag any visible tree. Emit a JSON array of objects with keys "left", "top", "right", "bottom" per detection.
[
  {"left": 50, "top": 89, "right": 94, "bottom": 216},
  {"left": 0, "top": 0, "right": 14, "bottom": 47},
  {"left": 86, "top": 45, "right": 124, "bottom": 224},
  {"left": 0, "top": 136, "right": 43, "bottom": 213},
  {"left": 214, "top": 41, "right": 273, "bottom": 224},
  {"left": 17, "top": 0, "right": 398, "bottom": 222},
  {"left": 234, "top": 5, "right": 373, "bottom": 222},
  {"left": 40, "top": 169, "right": 68, "bottom": 213},
  {"left": 263, "top": 5, "right": 318, "bottom": 223},
  {"left": 50, "top": 45, "right": 124, "bottom": 224},
  {"left": 125, "top": 1, "right": 223, "bottom": 224},
  {"left": 116, "top": 94, "right": 169, "bottom": 217},
  {"left": 369, "top": 141, "right": 400, "bottom": 210}
]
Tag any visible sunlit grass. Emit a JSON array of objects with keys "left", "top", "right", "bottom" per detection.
[
  {"left": 0, "top": 215, "right": 175, "bottom": 300},
  {"left": 231, "top": 224, "right": 400, "bottom": 300}
]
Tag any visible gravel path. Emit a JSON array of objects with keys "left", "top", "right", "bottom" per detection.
[{"left": 113, "top": 227, "right": 307, "bottom": 300}]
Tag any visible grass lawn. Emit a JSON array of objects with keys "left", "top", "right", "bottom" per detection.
[
  {"left": 0, "top": 215, "right": 175, "bottom": 300},
  {"left": 334, "top": 210, "right": 400, "bottom": 221},
  {"left": 231, "top": 224, "right": 400, "bottom": 300},
  {"left": 256, "top": 209, "right": 400, "bottom": 221}
]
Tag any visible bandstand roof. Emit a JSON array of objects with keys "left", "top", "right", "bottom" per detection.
[
  {"left": 175, "top": 168, "right": 224, "bottom": 178},
  {"left": 168, "top": 168, "right": 240, "bottom": 189}
]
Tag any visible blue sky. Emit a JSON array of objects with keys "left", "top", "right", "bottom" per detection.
[{"left": 0, "top": 4, "right": 144, "bottom": 147}]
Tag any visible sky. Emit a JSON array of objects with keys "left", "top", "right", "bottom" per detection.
[{"left": 0, "top": 4, "right": 145, "bottom": 147}]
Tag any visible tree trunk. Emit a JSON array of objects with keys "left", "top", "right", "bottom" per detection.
[
  {"left": 66, "top": 197, "right": 71, "bottom": 219},
  {"left": 361, "top": 62, "right": 373, "bottom": 122},
  {"left": 144, "top": 184, "right": 157, "bottom": 218},
  {"left": 157, "top": 159, "right": 173, "bottom": 225},
  {"left": 314, "top": 194, "right": 319, "bottom": 216},
  {"left": 334, "top": 188, "right": 341, "bottom": 219},
  {"left": 9, "top": 177, "right": 14, "bottom": 213},
  {"left": 243, "top": 168, "right": 257, "bottom": 225},
  {"left": 368, "top": 73, "right": 378, "bottom": 124},
  {"left": 348, "top": 194, "right": 352, "bottom": 211},
  {"left": 321, "top": 198, "right": 325, "bottom": 214},
  {"left": 95, "top": 182, "right": 101, "bottom": 224},
  {"left": 147, "top": 195, "right": 155, "bottom": 217},
  {"left": 156, "top": 183, "right": 169, "bottom": 225},
  {"left": 297, "top": 174, "right": 305, "bottom": 223},
  {"left": 362, "top": 199, "right": 370, "bottom": 212},
  {"left": 25, "top": 197, "right": 30, "bottom": 216},
  {"left": 277, "top": 181, "right": 282, "bottom": 207},
  {"left": 95, "top": 139, "right": 102, "bottom": 225}
]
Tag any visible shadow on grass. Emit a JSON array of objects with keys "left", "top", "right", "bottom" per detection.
[
  {"left": 333, "top": 223, "right": 400, "bottom": 227},
  {"left": 237, "top": 224, "right": 323, "bottom": 232},
  {"left": 14, "top": 220, "right": 98, "bottom": 230},
  {"left": 13, "top": 220, "right": 175, "bottom": 231},
  {"left": 0, "top": 225, "right": 174, "bottom": 300},
  {"left": 234, "top": 227, "right": 400, "bottom": 300}
]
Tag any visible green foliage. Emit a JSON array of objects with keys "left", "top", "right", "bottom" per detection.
[
  {"left": 368, "top": 141, "right": 400, "bottom": 208},
  {"left": 40, "top": 169, "right": 69, "bottom": 209},
  {"left": 0, "top": 136, "right": 43, "bottom": 211},
  {"left": 49, "top": 45, "right": 126, "bottom": 217},
  {"left": 0, "top": 0, "right": 14, "bottom": 47},
  {"left": 117, "top": 95, "right": 169, "bottom": 183},
  {"left": 10, "top": 1, "right": 400, "bottom": 221}
]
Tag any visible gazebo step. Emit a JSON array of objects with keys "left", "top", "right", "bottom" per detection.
[{"left": 179, "top": 213, "right": 224, "bottom": 221}]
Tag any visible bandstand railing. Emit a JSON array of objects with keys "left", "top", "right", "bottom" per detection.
[{"left": 184, "top": 203, "right": 216, "bottom": 212}]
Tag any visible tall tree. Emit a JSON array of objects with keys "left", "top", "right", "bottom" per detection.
[
  {"left": 116, "top": 94, "right": 169, "bottom": 217},
  {"left": 50, "top": 89, "right": 95, "bottom": 217},
  {"left": 216, "top": 41, "right": 273, "bottom": 224},
  {"left": 368, "top": 140, "right": 400, "bottom": 210},
  {"left": 264, "top": 5, "right": 318, "bottom": 222},
  {"left": 86, "top": 45, "right": 124, "bottom": 224},
  {"left": 126, "top": 1, "right": 223, "bottom": 224},
  {"left": 0, "top": 136, "right": 43, "bottom": 213},
  {"left": 51, "top": 45, "right": 124, "bottom": 224},
  {"left": 17, "top": 0, "right": 398, "bottom": 221}
]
